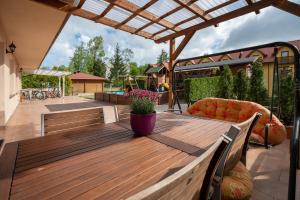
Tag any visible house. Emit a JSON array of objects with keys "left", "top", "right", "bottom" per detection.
[
  {"left": 69, "top": 72, "right": 107, "bottom": 94},
  {"left": 0, "top": 0, "right": 69, "bottom": 126},
  {"left": 146, "top": 40, "right": 300, "bottom": 96},
  {"left": 145, "top": 62, "right": 170, "bottom": 90}
]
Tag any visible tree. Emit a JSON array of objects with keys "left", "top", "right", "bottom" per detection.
[
  {"left": 129, "top": 62, "right": 139, "bottom": 76},
  {"left": 217, "top": 65, "right": 233, "bottom": 99},
  {"left": 69, "top": 42, "right": 86, "bottom": 72},
  {"left": 248, "top": 58, "right": 268, "bottom": 104},
  {"left": 138, "top": 64, "right": 149, "bottom": 75},
  {"left": 233, "top": 70, "right": 248, "bottom": 100},
  {"left": 122, "top": 48, "right": 134, "bottom": 66},
  {"left": 93, "top": 59, "right": 106, "bottom": 77},
  {"left": 109, "top": 43, "right": 131, "bottom": 80},
  {"left": 52, "top": 65, "right": 69, "bottom": 71},
  {"left": 279, "top": 74, "right": 294, "bottom": 124},
  {"left": 85, "top": 36, "right": 106, "bottom": 77},
  {"left": 157, "top": 50, "right": 168, "bottom": 65}
]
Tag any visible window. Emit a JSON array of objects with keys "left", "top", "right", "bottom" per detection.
[
  {"left": 281, "top": 51, "right": 289, "bottom": 57},
  {"left": 280, "top": 51, "right": 289, "bottom": 64}
]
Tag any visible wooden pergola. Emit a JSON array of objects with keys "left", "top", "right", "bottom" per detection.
[{"left": 32, "top": 0, "right": 300, "bottom": 108}]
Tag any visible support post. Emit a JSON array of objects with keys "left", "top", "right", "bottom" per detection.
[
  {"left": 58, "top": 76, "right": 61, "bottom": 97},
  {"left": 62, "top": 76, "right": 65, "bottom": 97},
  {"left": 168, "top": 38, "right": 175, "bottom": 109},
  {"left": 168, "top": 32, "right": 195, "bottom": 110}
]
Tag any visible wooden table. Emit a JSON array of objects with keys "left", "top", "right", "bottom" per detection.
[{"left": 0, "top": 113, "right": 232, "bottom": 200}]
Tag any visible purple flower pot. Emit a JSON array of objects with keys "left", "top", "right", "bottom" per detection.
[{"left": 130, "top": 112, "right": 156, "bottom": 136}]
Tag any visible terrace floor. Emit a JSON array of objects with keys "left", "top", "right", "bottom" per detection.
[{"left": 0, "top": 96, "right": 299, "bottom": 199}]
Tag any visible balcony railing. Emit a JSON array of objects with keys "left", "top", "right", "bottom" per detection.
[{"left": 278, "top": 56, "right": 295, "bottom": 65}]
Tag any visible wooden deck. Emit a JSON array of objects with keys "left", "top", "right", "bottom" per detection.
[{"left": 0, "top": 113, "right": 232, "bottom": 199}]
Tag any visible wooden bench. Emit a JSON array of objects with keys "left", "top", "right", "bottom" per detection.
[
  {"left": 41, "top": 107, "right": 104, "bottom": 136},
  {"left": 127, "top": 126, "right": 241, "bottom": 200}
]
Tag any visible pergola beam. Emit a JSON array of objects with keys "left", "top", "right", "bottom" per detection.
[
  {"left": 106, "top": 0, "right": 181, "bottom": 32},
  {"left": 155, "top": 0, "right": 274, "bottom": 43},
  {"left": 167, "top": 31, "right": 195, "bottom": 108},
  {"left": 173, "top": 0, "right": 210, "bottom": 21},
  {"left": 134, "top": 0, "right": 198, "bottom": 34},
  {"left": 273, "top": 0, "right": 300, "bottom": 17},
  {"left": 173, "top": 31, "right": 196, "bottom": 59},
  {"left": 246, "top": 0, "right": 261, "bottom": 14},
  {"left": 93, "top": 3, "right": 114, "bottom": 21},
  {"left": 69, "top": 0, "right": 86, "bottom": 12},
  {"left": 72, "top": 9, "right": 158, "bottom": 40},
  {"left": 204, "top": 0, "right": 238, "bottom": 15},
  {"left": 151, "top": 15, "right": 198, "bottom": 38},
  {"left": 168, "top": 39, "right": 176, "bottom": 109},
  {"left": 115, "top": 0, "right": 158, "bottom": 29}
]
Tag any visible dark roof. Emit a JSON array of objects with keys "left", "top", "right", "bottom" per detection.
[
  {"left": 146, "top": 66, "right": 164, "bottom": 74},
  {"left": 69, "top": 72, "right": 107, "bottom": 81},
  {"left": 153, "top": 39, "right": 300, "bottom": 67},
  {"left": 146, "top": 62, "right": 170, "bottom": 74},
  {"left": 174, "top": 57, "right": 258, "bottom": 72}
]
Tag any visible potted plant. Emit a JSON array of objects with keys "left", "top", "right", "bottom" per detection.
[{"left": 127, "top": 89, "right": 159, "bottom": 136}]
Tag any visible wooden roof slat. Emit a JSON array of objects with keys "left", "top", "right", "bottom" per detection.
[
  {"left": 71, "top": 9, "right": 158, "bottom": 40},
  {"left": 106, "top": 0, "right": 181, "bottom": 32},
  {"left": 273, "top": 0, "right": 300, "bottom": 17},
  {"left": 173, "top": 0, "right": 210, "bottom": 21},
  {"left": 93, "top": 3, "right": 114, "bottom": 21},
  {"left": 246, "top": 0, "right": 261, "bottom": 14},
  {"left": 68, "top": 0, "right": 86, "bottom": 12},
  {"left": 134, "top": 0, "right": 198, "bottom": 34},
  {"left": 32, "top": 0, "right": 297, "bottom": 44},
  {"left": 155, "top": 0, "right": 275, "bottom": 43},
  {"left": 151, "top": 15, "right": 198, "bottom": 38},
  {"left": 115, "top": 0, "right": 159, "bottom": 29},
  {"left": 204, "top": 0, "right": 239, "bottom": 15}
]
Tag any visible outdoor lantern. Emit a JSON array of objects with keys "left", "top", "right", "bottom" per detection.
[{"left": 6, "top": 41, "right": 16, "bottom": 54}]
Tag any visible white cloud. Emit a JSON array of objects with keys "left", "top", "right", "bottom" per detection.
[{"left": 42, "top": 6, "right": 300, "bottom": 67}]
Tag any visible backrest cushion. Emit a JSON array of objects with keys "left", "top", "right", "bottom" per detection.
[{"left": 187, "top": 98, "right": 286, "bottom": 145}]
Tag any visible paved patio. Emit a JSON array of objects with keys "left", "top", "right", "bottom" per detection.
[
  {"left": 0, "top": 96, "right": 115, "bottom": 142},
  {"left": 0, "top": 96, "right": 299, "bottom": 199}
]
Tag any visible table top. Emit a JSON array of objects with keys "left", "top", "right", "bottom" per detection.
[{"left": 0, "top": 112, "right": 232, "bottom": 200}]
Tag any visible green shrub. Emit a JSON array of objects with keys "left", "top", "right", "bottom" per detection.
[
  {"left": 184, "top": 76, "right": 219, "bottom": 102},
  {"left": 279, "top": 74, "right": 294, "bottom": 125},
  {"left": 233, "top": 70, "right": 248, "bottom": 100},
  {"left": 217, "top": 65, "right": 233, "bottom": 98},
  {"left": 22, "top": 74, "right": 72, "bottom": 95},
  {"left": 248, "top": 58, "right": 268, "bottom": 105}
]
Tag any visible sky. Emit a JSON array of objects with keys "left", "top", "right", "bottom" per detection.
[{"left": 41, "top": 4, "right": 300, "bottom": 68}]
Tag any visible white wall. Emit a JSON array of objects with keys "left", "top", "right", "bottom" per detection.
[{"left": 0, "top": 21, "right": 20, "bottom": 126}]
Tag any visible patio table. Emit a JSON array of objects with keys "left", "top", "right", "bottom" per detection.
[{"left": 0, "top": 112, "right": 232, "bottom": 200}]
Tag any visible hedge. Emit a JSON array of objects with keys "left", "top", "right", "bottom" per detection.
[
  {"left": 22, "top": 74, "right": 72, "bottom": 95},
  {"left": 184, "top": 76, "right": 219, "bottom": 102}
]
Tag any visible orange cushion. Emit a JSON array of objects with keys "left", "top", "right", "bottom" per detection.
[
  {"left": 221, "top": 161, "right": 253, "bottom": 200},
  {"left": 187, "top": 98, "right": 286, "bottom": 145}
]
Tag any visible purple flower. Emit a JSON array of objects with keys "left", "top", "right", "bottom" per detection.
[{"left": 126, "top": 89, "right": 159, "bottom": 102}]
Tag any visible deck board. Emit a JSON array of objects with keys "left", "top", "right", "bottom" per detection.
[
  {"left": 0, "top": 142, "right": 19, "bottom": 200},
  {"left": 4, "top": 112, "right": 233, "bottom": 200}
]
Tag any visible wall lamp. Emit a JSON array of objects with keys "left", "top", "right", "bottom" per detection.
[{"left": 6, "top": 41, "right": 16, "bottom": 54}]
